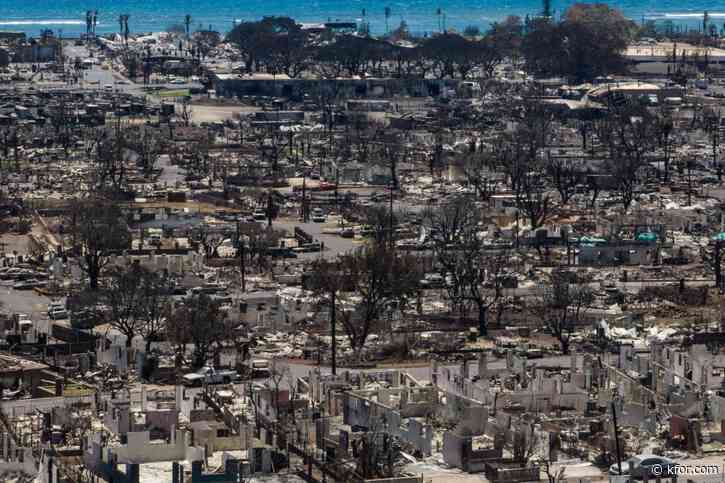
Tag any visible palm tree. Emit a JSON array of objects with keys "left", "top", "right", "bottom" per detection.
[
  {"left": 384, "top": 6, "right": 391, "bottom": 33},
  {"left": 542, "top": 0, "right": 552, "bottom": 18},
  {"left": 360, "top": 9, "right": 369, "bottom": 35},
  {"left": 118, "top": 14, "right": 130, "bottom": 45},
  {"left": 184, "top": 14, "right": 192, "bottom": 39},
  {"left": 436, "top": 8, "right": 442, "bottom": 32},
  {"left": 703, "top": 11, "right": 709, "bottom": 33}
]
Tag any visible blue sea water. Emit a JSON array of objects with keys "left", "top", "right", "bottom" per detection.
[{"left": 1, "top": 0, "right": 725, "bottom": 37}]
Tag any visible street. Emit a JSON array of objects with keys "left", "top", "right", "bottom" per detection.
[{"left": 0, "top": 282, "right": 52, "bottom": 320}]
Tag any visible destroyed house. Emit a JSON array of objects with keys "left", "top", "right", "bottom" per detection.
[
  {"left": 577, "top": 239, "right": 658, "bottom": 265},
  {"left": 341, "top": 372, "right": 437, "bottom": 456}
]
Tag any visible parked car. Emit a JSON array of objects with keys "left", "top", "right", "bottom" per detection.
[
  {"left": 70, "top": 309, "right": 99, "bottom": 329},
  {"left": 420, "top": 273, "right": 445, "bottom": 289},
  {"left": 48, "top": 307, "right": 68, "bottom": 320},
  {"left": 249, "top": 359, "right": 271, "bottom": 379},
  {"left": 609, "top": 454, "right": 677, "bottom": 478},
  {"left": 13, "top": 279, "right": 45, "bottom": 290},
  {"left": 311, "top": 208, "right": 326, "bottom": 222},
  {"left": 47, "top": 301, "right": 65, "bottom": 316},
  {"left": 182, "top": 367, "right": 239, "bottom": 386}
]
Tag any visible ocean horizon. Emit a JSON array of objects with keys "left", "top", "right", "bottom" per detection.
[{"left": 1, "top": 0, "right": 725, "bottom": 38}]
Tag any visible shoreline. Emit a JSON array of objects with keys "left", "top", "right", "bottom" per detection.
[{"left": 1, "top": 8, "right": 723, "bottom": 39}]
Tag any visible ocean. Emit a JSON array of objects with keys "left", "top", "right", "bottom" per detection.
[{"left": 1, "top": 0, "right": 725, "bottom": 38}]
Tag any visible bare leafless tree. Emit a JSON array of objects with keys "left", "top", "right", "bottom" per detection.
[
  {"left": 65, "top": 197, "right": 131, "bottom": 290},
  {"left": 179, "top": 98, "right": 193, "bottom": 127},
  {"left": 99, "top": 264, "right": 147, "bottom": 348},
  {"left": 461, "top": 151, "right": 497, "bottom": 202},
  {"left": 354, "top": 419, "right": 398, "bottom": 480},
  {"left": 541, "top": 271, "right": 593, "bottom": 354},
  {"left": 26, "top": 236, "right": 47, "bottom": 264},
  {"left": 138, "top": 271, "right": 173, "bottom": 353},
  {"left": 427, "top": 195, "right": 510, "bottom": 336},
  {"left": 513, "top": 424, "right": 540, "bottom": 465},
  {"left": 542, "top": 462, "right": 567, "bottom": 483},
  {"left": 128, "top": 127, "right": 166, "bottom": 175},
  {"left": 516, "top": 167, "right": 552, "bottom": 231},
  {"left": 195, "top": 224, "right": 227, "bottom": 258},
  {"left": 359, "top": 205, "right": 401, "bottom": 247},
  {"left": 308, "top": 257, "right": 350, "bottom": 374},
  {"left": 336, "top": 244, "right": 420, "bottom": 360},
  {"left": 239, "top": 222, "right": 285, "bottom": 272},
  {"left": 597, "top": 103, "right": 659, "bottom": 211},
  {"left": 544, "top": 152, "right": 581, "bottom": 206},
  {"left": 167, "top": 293, "right": 230, "bottom": 369}
]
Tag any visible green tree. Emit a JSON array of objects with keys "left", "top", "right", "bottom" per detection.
[
  {"left": 561, "top": 3, "right": 635, "bottom": 80},
  {"left": 522, "top": 4, "right": 635, "bottom": 81},
  {"left": 420, "top": 33, "right": 486, "bottom": 79},
  {"left": 543, "top": 0, "right": 552, "bottom": 17},
  {"left": 521, "top": 17, "right": 565, "bottom": 76},
  {"left": 226, "top": 17, "right": 310, "bottom": 77},
  {"left": 487, "top": 15, "right": 524, "bottom": 61},
  {"left": 463, "top": 25, "right": 481, "bottom": 38}
]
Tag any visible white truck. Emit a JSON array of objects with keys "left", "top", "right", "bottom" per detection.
[
  {"left": 182, "top": 366, "right": 238, "bottom": 386},
  {"left": 311, "top": 207, "right": 326, "bottom": 223}
]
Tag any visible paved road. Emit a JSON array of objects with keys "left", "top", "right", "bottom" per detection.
[
  {"left": 156, "top": 154, "right": 185, "bottom": 187},
  {"left": 63, "top": 44, "right": 128, "bottom": 91},
  {"left": 0, "top": 283, "right": 53, "bottom": 319},
  {"left": 64, "top": 43, "right": 261, "bottom": 126},
  {"left": 64, "top": 43, "right": 203, "bottom": 101},
  {"left": 188, "top": 104, "right": 258, "bottom": 123},
  {"left": 273, "top": 217, "right": 360, "bottom": 260}
]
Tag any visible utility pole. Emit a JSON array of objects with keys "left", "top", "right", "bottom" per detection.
[
  {"left": 266, "top": 191, "right": 274, "bottom": 227},
  {"left": 716, "top": 240, "right": 722, "bottom": 291},
  {"left": 301, "top": 175, "right": 309, "bottom": 222},
  {"left": 566, "top": 237, "right": 571, "bottom": 265},
  {"left": 389, "top": 181, "right": 394, "bottom": 249},
  {"left": 330, "top": 290, "right": 337, "bottom": 375},
  {"left": 334, "top": 164, "right": 340, "bottom": 216},
  {"left": 236, "top": 221, "right": 246, "bottom": 292},
  {"left": 611, "top": 401, "right": 623, "bottom": 476},
  {"left": 712, "top": 112, "right": 721, "bottom": 181},
  {"left": 307, "top": 435, "right": 312, "bottom": 480},
  {"left": 687, "top": 160, "right": 694, "bottom": 206}
]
